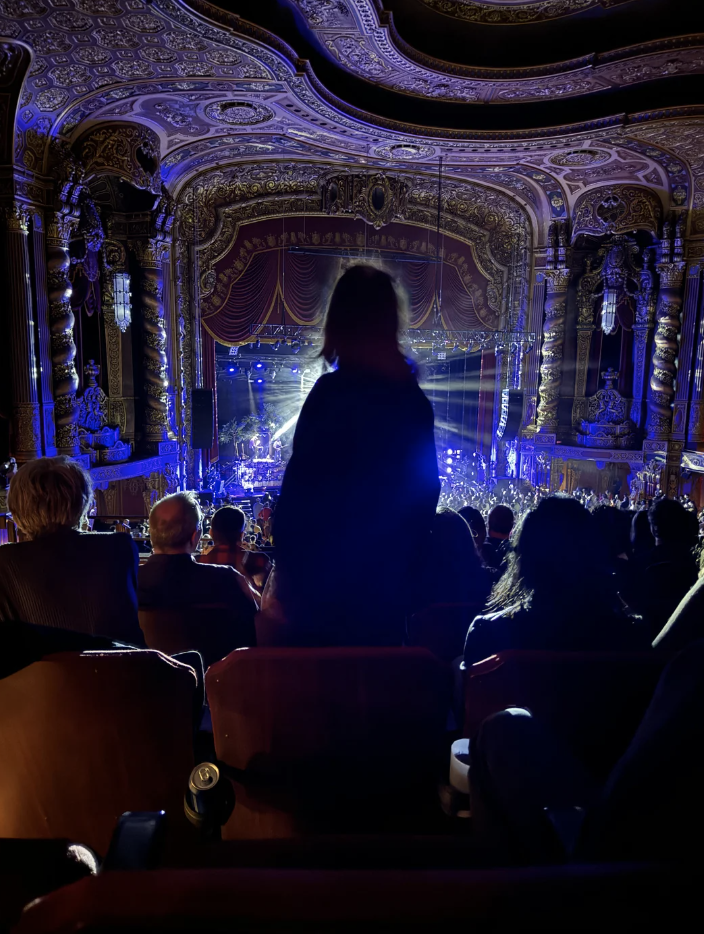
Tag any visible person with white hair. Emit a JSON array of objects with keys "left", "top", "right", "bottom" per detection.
[
  {"left": 0, "top": 456, "right": 141, "bottom": 643},
  {"left": 138, "top": 491, "right": 257, "bottom": 649}
]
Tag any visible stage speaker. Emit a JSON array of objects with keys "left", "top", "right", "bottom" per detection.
[
  {"left": 502, "top": 389, "right": 524, "bottom": 437},
  {"left": 191, "top": 389, "right": 214, "bottom": 449}
]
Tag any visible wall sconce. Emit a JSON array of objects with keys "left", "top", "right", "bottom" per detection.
[{"left": 113, "top": 272, "right": 132, "bottom": 333}]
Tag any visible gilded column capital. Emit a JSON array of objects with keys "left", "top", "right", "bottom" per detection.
[
  {"left": 545, "top": 267, "right": 571, "bottom": 294},
  {"left": 46, "top": 210, "right": 80, "bottom": 249},
  {"left": 1, "top": 202, "right": 30, "bottom": 234},
  {"left": 656, "top": 261, "right": 687, "bottom": 291},
  {"left": 130, "top": 237, "right": 171, "bottom": 269}
]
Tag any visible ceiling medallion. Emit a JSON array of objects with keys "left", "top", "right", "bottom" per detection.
[
  {"left": 203, "top": 101, "right": 274, "bottom": 126},
  {"left": 549, "top": 149, "right": 611, "bottom": 167},
  {"left": 374, "top": 143, "right": 435, "bottom": 161}
]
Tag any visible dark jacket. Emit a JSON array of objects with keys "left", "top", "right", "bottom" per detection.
[
  {"left": 273, "top": 364, "right": 440, "bottom": 645},
  {"left": 0, "top": 529, "right": 141, "bottom": 644},
  {"left": 138, "top": 554, "right": 257, "bottom": 645},
  {"left": 464, "top": 602, "right": 649, "bottom": 668}
]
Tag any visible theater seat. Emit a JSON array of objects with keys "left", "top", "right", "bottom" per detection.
[
  {"left": 139, "top": 604, "right": 241, "bottom": 668},
  {"left": 407, "top": 603, "right": 484, "bottom": 662},
  {"left": 0, "top": 650, "right": 197, "bottom": 857},
  {"left": 206, "top": 647, "right": 451, "bottom": 838},
  {"left": 15, "top": 863, "right": 699, "bottom": 933},
  {"left": 464, "top": 651, "right": 669, "bottom": 779}
]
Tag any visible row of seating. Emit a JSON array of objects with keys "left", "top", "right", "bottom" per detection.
[{"left": 0, "top": 645, "right": 670, "bottom": 855}]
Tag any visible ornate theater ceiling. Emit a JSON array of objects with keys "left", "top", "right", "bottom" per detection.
[{"left": 1, "top": 0, "right": 703, "bottom": 243}]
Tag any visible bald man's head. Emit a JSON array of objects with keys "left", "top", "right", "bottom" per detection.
[{"left": 149, "top": 492, "right": 202, "bottom": 554}]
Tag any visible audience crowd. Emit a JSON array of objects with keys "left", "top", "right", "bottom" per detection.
[{"left": 1, "top": 265, "right": 703, "bottom": 885}]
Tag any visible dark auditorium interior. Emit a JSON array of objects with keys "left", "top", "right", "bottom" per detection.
[{"left": 2, "top": 0, "right": 704, "bottom": 930}]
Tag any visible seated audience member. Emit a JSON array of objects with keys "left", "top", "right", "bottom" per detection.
[
  {"left": 464, "top": 495, "right": 647, "bottom": 667},
  {"left": 630, "top": 508, "right": 655, "bottom": 560},
  {"left": 469, "top": 640, "right": 704, "bottom": 865},
  {"left": 458, "top": 505, "right": 487, "bottom": 551},
  {"left": 620, "top": 498, "right": 698, "bottom": 638},
  {"left": 423, "top": 508, "right": 492, "bottom": 607},
  {"left": 139, "top": 492, "right": 257, "bottom": 647},
  {"left": 591, "top": 505, "right": 631, "bottom": 571},
  {"left": 197, "top": 505, "right": 272, "bottom": 591},
  {"left": 0, "top": 456, "right": 142, "bottom": 644},
  {"left": 481, "top": 505, "right": 514, "bottom": 571}
]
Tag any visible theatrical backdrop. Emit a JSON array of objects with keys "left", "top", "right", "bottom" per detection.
[{"left": 2, "top": 0, "right": 704, "bottom": 514}]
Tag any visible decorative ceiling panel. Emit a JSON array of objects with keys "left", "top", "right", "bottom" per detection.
[
  {"left": 284, "top": 0, "right": 704, "bottom": 104},
  {"left": 418, "top": 0, "right": 635, "bottom": 26}
]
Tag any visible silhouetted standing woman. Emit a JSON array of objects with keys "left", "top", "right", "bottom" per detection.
[{"left": 271, "top": 265, "right": 440, "bottom": 645}]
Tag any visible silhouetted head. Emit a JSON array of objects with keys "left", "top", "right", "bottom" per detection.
[
  {"left": 490, "top": 494, "right": 602, "bottom": 610},
  {"left": 648, "top": 497, "right": 699, "bottom": 549},
  {"left": 8, "top": 456, "right": 92, "bottom": 540},
  {"left": 592, "top": 504, "right": 632, "bottom": 561},
  {"left": 631, "top": 508, "right": 655, "bottom": 555},
  {"left": 149, "top": 492, "right": 202, "bottom": 555},
  {"left": 458, "top": 505, "right": 487, "bottom": 550},
  {"left": 488, "top": 504, "right": 514, "bottom": 539},
  {"left": 209, "top": 505, "right": 246, "bottom": 547},
  {"left": 321, "top": 265, "right": 404, "bottom": 369}
]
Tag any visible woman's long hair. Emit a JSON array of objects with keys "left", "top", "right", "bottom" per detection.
[
  {"left": 321, "top": 265, "right": 405, "bottom": 368},
  {"left": 489, "top": 494, "right": 605, "bottom": 612}
]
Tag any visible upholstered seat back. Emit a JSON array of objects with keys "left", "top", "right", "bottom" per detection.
[
  {"left": 139, "top": 605, "right": 237, "bottom": 668},
  {"left": 0, "top": 650, "right": 196, "bottom": 856},
  {"left": 464, "top": 650, "right": 669, "bottom": 778},
  {"left": 207, "top": 647, "right": 451, "bottom": 837}
]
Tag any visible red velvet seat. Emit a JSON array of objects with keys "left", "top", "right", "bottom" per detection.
[
  {"left": 139, "top": 604, "right": 238, "bottom": 668},
  {"left": 464, "top": 651, "right": 669, "bottom": 778},
  {"left": 15, "top": 863, "right": 698, "bottom": 933},
  {"left": 407, "top": 603, "right": 484, "bottom": 662},
  {"left": 0, "top": 651, "right": 196, "bottom": 857},
  {"left": 206, "top": 647, "right": 451, "bottom": 838}
]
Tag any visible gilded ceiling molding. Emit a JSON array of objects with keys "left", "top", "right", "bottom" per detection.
[
  {"left": 283, "top": 0, "right": 704, "bottom": 104},
  {"left": 571, "top": 184, "right": 662, "bottom": 238},
  {"left": 418, "top": 0, "right": 636, "bottom": 26},
  {"left": 627, "top": 120, "right": 704, "bottom": 235}
]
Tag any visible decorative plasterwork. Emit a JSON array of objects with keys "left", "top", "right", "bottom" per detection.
[
  {"left": 627, "top": 120, "right": 704, "bottom": 234},
  {"left": 419, "top": 0, "right": 635, "bottom": 25},
  {"left": 78, "top": 122, "right": 161, "bottom": 192},
  {"left": 284, "top": 0, "right": 704, "bottom": 104},
  {"left": 572, "top": 184, "right": 662, "bottom": 238},
  {"left": 176, "top": 160, "right": 531, "bottom": 331}
]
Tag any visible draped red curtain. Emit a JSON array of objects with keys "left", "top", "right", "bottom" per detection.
[{"left": 201, "top": 217, "right": 494, "bottom": 345}]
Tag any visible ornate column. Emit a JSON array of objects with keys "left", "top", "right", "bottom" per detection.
[
  {"left": 30, "top": 210, "right": 57, "bottom": 456},
  {"left": 571, "top": 256, "right": 601, "bottom": 432},
  {"left": 2, "top": 203, "right": 42, "bottom": 460},
  {"left": 131, "top": 238, "right": 174, "bottom": 450},
  {"left": 673, "top": 261, "right": 702, "bottom": 439},
  {"left": 688, "top": 277, "right": 704, "bottom": 443},
  {"left": 646, "top": 260, "right": 687, "bottom": 439},
  {"left": 536, "top": 267, "right": 570, "bottom": 433},
  {"left": 521, "top": 267, "right": 546, "bottom": 431},
  {"left": 46, "top": 210, "right": 80, "bottom": 455}
]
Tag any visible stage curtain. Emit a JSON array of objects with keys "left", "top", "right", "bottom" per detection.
[
  {"left": 203, "top": 251, "right": 279, "bottom": 344},
  {"left": 396, "top": 262, "right": 436, "bottom": 328},
  {"left": 281, "top": 251, "right": 339, "bottom": 324},
  {"left": 201, "top": 326, "right": 218, "bottom": 466},
  {"left": 439, "top": 264, "right": 483, "bottom": 331}
]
